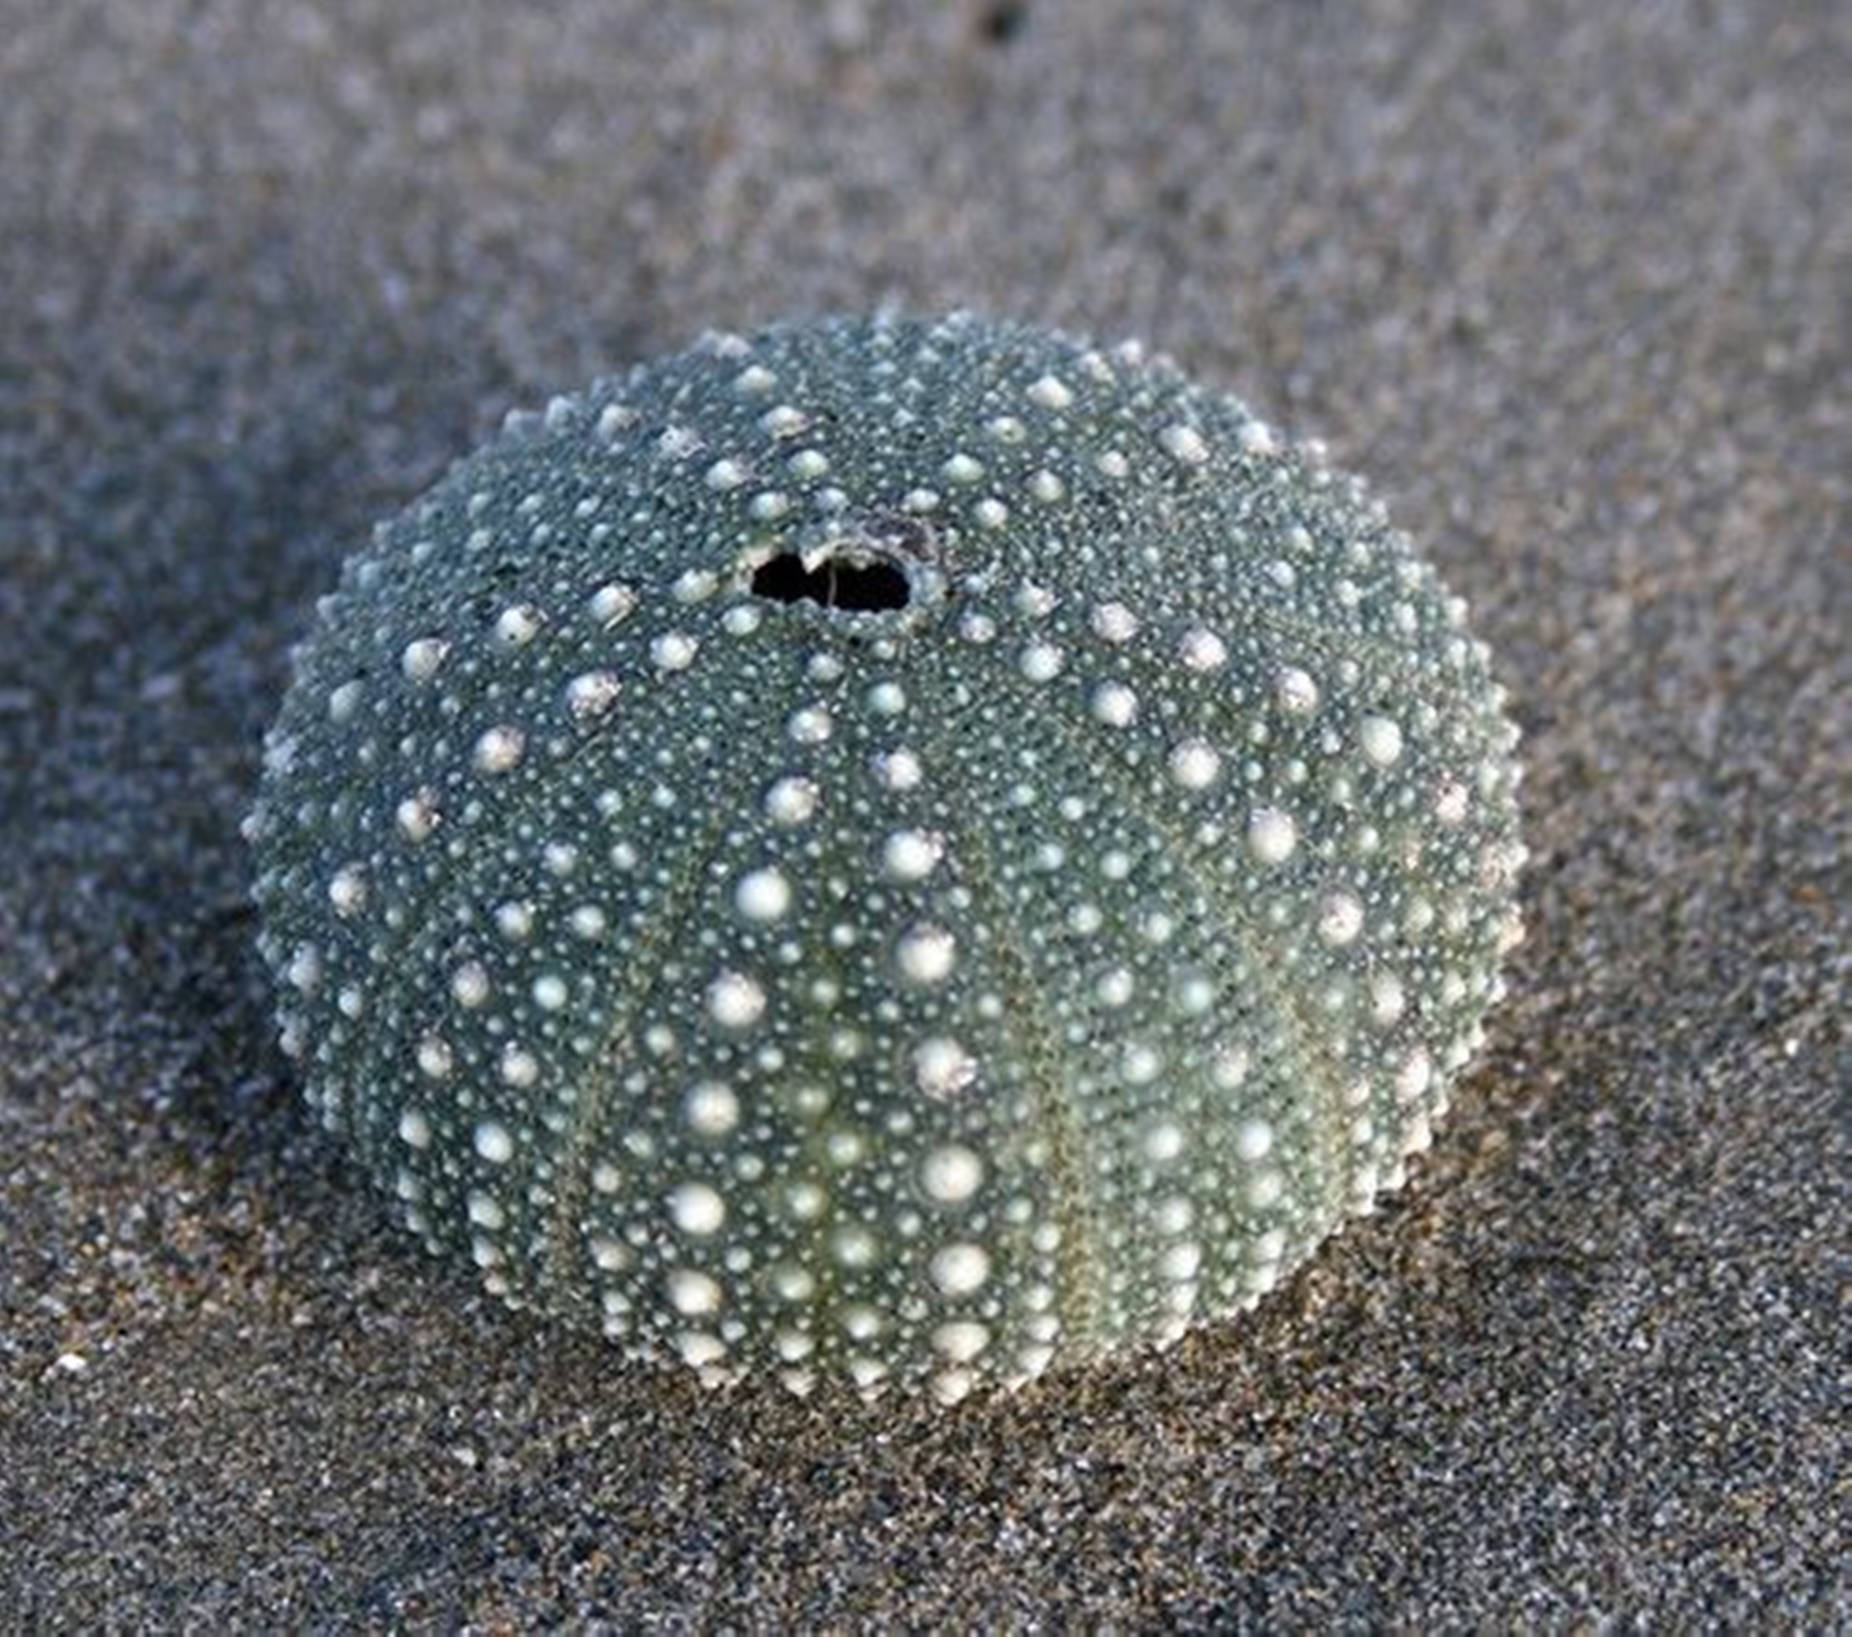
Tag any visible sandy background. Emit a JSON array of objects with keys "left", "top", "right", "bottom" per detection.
[{"left": 2, "top": 1, "right": 1844, "bottom": 1628}]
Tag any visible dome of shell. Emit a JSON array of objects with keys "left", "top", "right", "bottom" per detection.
[{"left": 247, "top": 313, "right": 1525, "bottom": 1402}]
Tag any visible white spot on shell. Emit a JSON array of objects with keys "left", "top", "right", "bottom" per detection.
[
  {"left": 1168, "top": 739, "right": 1221, "bottom": 790},
  {"left": 1247, "top": 808, "right": 1298, "bottom": 864},
  {"left": 473, "top": 726, "right": 524, "bottom": 774},
  {"left": 734, "top": 867, "right": 792, "bottom": 923},
  {"left": 327, "top": 865, "right": 366, "bottom": 916},
  {"left": 683, "top": 1081, "right": 740, "bottom": 1136},
  {"left": 589, "top": 1234, "right": 629, "bottom": 1271},
  {"left": 1144, "top": 1121, "right": 1185, "bottom": 1163},
  {"left": 1159, "top": 423, "right": 1210, "bottom": 465},
  {"left": 919, "top": 1144, "right": 983, "bottom": 1204},
  {"left": 1160, "top": 1241, "right": 1202, "bottom": 1281},
  {"left": 669, "top": 1182, "right": 726, "bottom": 1235},
  {"left": 1318, "top": 891, "right": 1365, "bottom": 946},
  {"left": 1213, "top": 1045, "right": 1252, "bottom": 1089},
  {"left": 1396, "top": 1049, "right": 1434, "bottom": 1103},
  {"left": 707, "top": 971, "right": 766, "bottom": 1030},
  {"left": 787, "top": 704, "right": 832, "bottom": 744},
  {"left": 588, "top": 583, "right": 637, "bottom": 626},
  {"left": 1121, "top": 1042, "right": 1163, "bottom": 1085},
  {"left": 443, "top": 966, "right": 486, "bottom": 1013},
  {"left": 914, "top": 1037, "right": 976, "bottom": 1099},
  {"left": 395, "top": 791, "right": 439, "bottom": 841},
  {"left": 566, "top": 671, "right": 620, "bottom": 719},
  {"left": 1371, "top": 974, "right": 1407, "bottom": 1025},
  {"left": 1026, "top": 373, "right": 1073, "bottom": 410},
  {"left": 493, "top": 604, "right": 542, "bottom": 646},
  {"left": 1360, "top": 715, "right": 1404, "bottom": 767},
  {"left": 933, "top": 1321, "right": 991, "bottom": 1363},
  {"left": 764, "top": 776, "right": 819, "bottom": 826},
  {"left": 473, "top": 1121, "right": 515, "bottom": 1164},
  {"left": 1019, "top": 642, "right": 1064, "bottom": 682},
  {"left": 873, "top": 749, "right": 923, "bottom": 791},
  {"left": 400, "top": 638, "right": 449, "bottom": 682},
  {"left": 1090, "top": 601, "right": 1138, "bottom": 642},
  {"left": 1096, "top": 967, "right": 1135, "bottom": 1007},
  {"left": 1179, "top": 627, "right": 1227, "bottom": 671},
  {"left": 1236, "top": 1119, "right": 1274, "bottom": 1161},
  {"left": 1247, "top": 1169, "right": 1286, "bottom": 1209},
  {"left": 1091, "top": 681, "right": 1138, "bottom": 727},
  {"left": 398, "top": 1108, "right": 432, "bottom": 1149},
  {"left": 1277, "top": 667, "right": 1320, "bottom": 714},
  {"left": 895, "top": 924, "right": 956, "bottom": 985},
  {"left": 285, "top": 945, "right": 321, "bottom": 993},
  {"left": 667, "top": 1268, "right": 722, "bottom": 1317},
  {"left": 930, "top": 1242, "right": 991, "bottom": 1296},
  {"left": 882, "top": 829, "right": 943, "bottom": 882}
]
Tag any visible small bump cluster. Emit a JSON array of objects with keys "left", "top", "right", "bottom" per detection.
[{"left": 247, "top": 313, "right": 1525, "bottom": 1402}]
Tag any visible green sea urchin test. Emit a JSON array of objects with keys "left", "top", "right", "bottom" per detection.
[{"left": 247, "top": 313, "right": 1524, "bottom": 1402}]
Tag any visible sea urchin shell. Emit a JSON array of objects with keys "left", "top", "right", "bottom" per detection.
[{"left": 247, "top": 313, "right": 1525, "bottom": 1402}]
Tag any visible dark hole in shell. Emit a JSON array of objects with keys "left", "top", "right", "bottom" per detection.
[{"left": 750, "top": 551, "right": 912, "bottom": 612}]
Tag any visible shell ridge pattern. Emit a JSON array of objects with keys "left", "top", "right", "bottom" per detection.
[
  {"left": 250, "top": 312, "right": 1525, "bottom": 1401},
  {"left": 929, "top": 654, "right": 1349, "bottom": 1345},
  {"left": 357, "top": 614, "right": 766, "bottom": 1305},
  {"left": 918, "top": 725, "right": 1113, "bottom": 1358},
  {"left": 975, "top": 647, "right": 1354, "bottom": 1236},
  {"left": 284, "top": 464, "right": 718, "bottom": 1150},
  {"left": 540, "top": 732, "right": 777, "bottom": 1304}
]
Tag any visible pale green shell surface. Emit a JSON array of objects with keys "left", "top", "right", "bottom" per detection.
[{"left": 248, "top": 313, "right": 1525, "bottom": 1402}]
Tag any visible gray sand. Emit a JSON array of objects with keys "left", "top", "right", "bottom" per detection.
[{"left": 2, "top": 2, "right": 1844, "bottom": 1628}]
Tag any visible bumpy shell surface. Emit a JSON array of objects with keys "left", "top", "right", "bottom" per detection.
[{"left": 248, "top": 313, "right": 1524, "bottom": 1402}]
